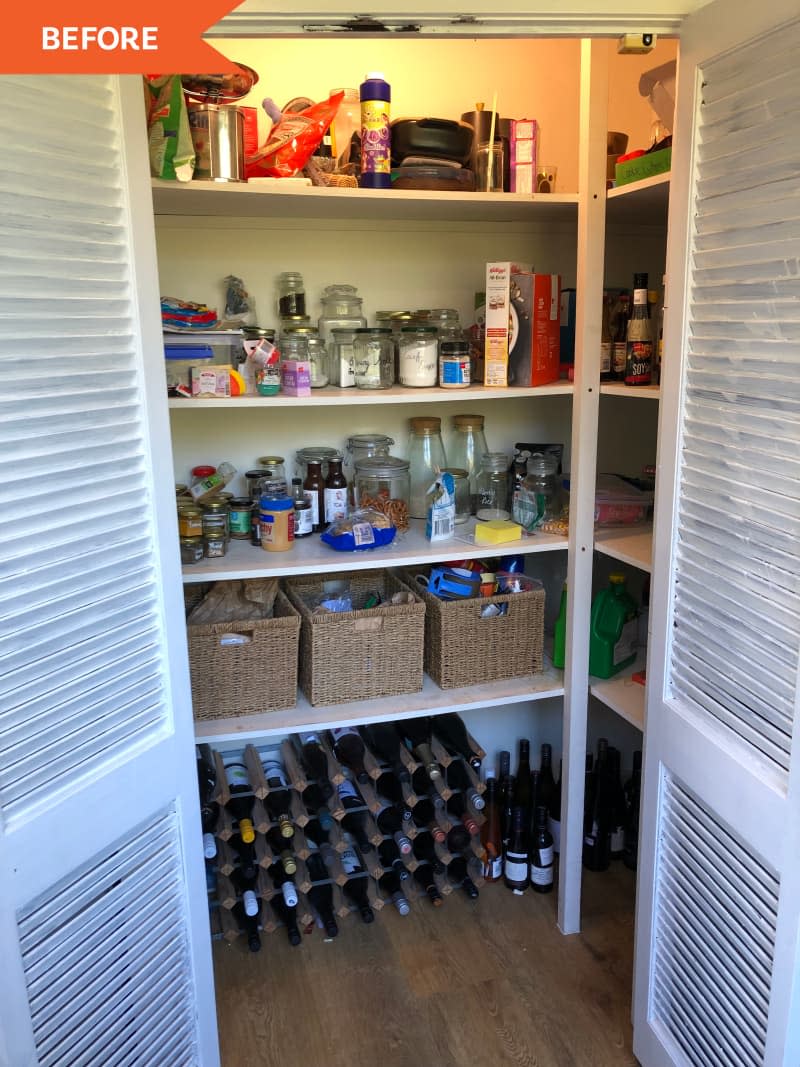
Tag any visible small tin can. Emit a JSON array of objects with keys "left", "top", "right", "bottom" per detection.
[
  {"left": 180, "top": 536, "right": 204, "bottom": 564},
  {"left": 228, "top": 498, "right": 253, "bottom": 539}
]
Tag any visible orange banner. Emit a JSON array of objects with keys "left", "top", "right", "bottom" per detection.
[{"left": 0, "top": 0, "right": 240, "bottom": 74}]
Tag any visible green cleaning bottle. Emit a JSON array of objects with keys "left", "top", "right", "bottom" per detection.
[
  {"left": 552, "top": 582, "right": 567, "bottom": 669},
  {"left": 589, "top": 573, "right": 638, "bottom": 679}
]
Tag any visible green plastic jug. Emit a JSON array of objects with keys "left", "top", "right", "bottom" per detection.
[{"left": 589, "top": 573, "right": 638, "bottom": 678}]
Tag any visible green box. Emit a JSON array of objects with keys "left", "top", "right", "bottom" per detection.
[{"left": 614, "top": 147, "right": 672, "bottom": 187}]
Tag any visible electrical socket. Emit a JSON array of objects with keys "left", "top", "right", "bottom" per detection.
[{"left": 617, "top": 32, "right": 657, "bottom": 54}]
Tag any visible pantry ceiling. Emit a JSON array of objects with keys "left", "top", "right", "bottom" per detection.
[{"left": 209, "top": 0, "right": 708, "bottom": 37}]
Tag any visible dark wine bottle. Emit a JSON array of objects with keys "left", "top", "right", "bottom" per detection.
[
  {"left": 583, "top": 739, "right": 611, "bottom": 872},
  {"left": 340, "top": 841, "right": 375, "bottom": 923},
  {"left": 306, "top": 851, "right": 329, "bottom": 883},
  {"left": 266, "top": 827, "right": 297, "bottom": 875},
  {"left": 511, "top": 740, "right": 532, "bottom": 820},
  {"left": 223, "top": 758, "right": 255, "bottom": 844},
  {"left": 376, "top": 803, "right": 412, "bottom": 855},
  {"left": 480, "top": 772, "right": 503, "bottom": 882},
  {"left": 304, "top": 818, "right": 329, "bottom": 848},
  {"left": 623, "top": 750, "right": 642, "bottom": 871},
  {"left": 330, "top": 727, "right": 369, "bottom": 784},
  {"left": 262, "top": 758, "right": 294, "bottom": 839},
  {"left": 608, "top": 747, "right": 627, "bottom": 860},
  {"left": 410, "top": 797, "right": 445, "bottom": 843},
  {"left": 537, "top": 743, "right": 557, "bottom": 816},
  {"left": 338, "top": 777, "right": 374, "bottom": 853},
  {"left": 445, "top": 824, "right": 471, "bottom": 854},
  {"left": 412, "top": 831, "right": 444, "bottom": 874},
  {"left": 232, "top": 901, "right": 261, "bottom": 953},
  {"left": 447, "top": 855, "right": 479, "bottom": 899},
  {"left": 378, "top": 869, "right": 410, "bottom": 914},
  {"left": 548, "top": 760, "right": 562, "bottom": 855},
  {"left": 530, "top": 805, "right": 554, "bottom": 893},
  {"left": 231, "top": 868, "right": 260, "bottom": 920},
  {"left": 378, "top": 838, "right": 409, "bottom": 881},
  {"left": 446, "top": 792, "right": 479, "bottom": 836},
  {"left": 269, "top": 892, "right": 302, "bottom": 946},
  {"left": 375, "top": 770, "right": 412, "bottom": 819},
  {"left": 498, "top": 750, "right": 514, "bottom": 849},
  {"left": 269, "top": 861, "right": 299, "bottom": 906},
  {"left": 446, "top": 760, "right": 485, "bottom": 811},
  {"left": 504, "top": 805, "right": 530, "bottom": 893},
  {"left": 360, "top": 722, "right": 409, "bottom": 782},
  {"left": 303, "top": 783, "right": 334, "bottom": 831},
  {"left": 306, "top": 874, "right": 339, "bottom": 938},
  {"left": 197, "top": 744, "right": 219, "bottom": 859},
  {"left": 431, "top": 713, "right": 482, "bottom": 770},
  {"left": 397, "top": 717, "right": 442, "bottom": 780},
  {"left": 229, "top": 833, "right": 258, "bottom": 882},
  {"left": 296, "top": 731, "right": 333, "bottom": 798},
  {"left": 413, "top": 863, "right": 443, "bottom": 906}
]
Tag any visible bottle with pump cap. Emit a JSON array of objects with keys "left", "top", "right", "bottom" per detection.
[{"left": 359, "top": 72, "right": 391, "bottom": 189}]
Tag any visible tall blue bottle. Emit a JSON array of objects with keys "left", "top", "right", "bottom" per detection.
[{"left": 359, "top": 72, "right": 391, "bottom": 189}]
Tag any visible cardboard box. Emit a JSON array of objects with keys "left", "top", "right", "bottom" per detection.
[
  {"left": 560, "top": 288, "right": 576, "bottom": 379},
  {"left": 280, "top": 359, "right": 311, "bottom": 396},
  {"left": 508, "top": 272, "right": 561, "bottom": 387},
  {"left": 510, "top": 119, "right": 538, "bottom": 195},
  {"left": 484, "top": 261, "right": 529, "bottom": 386},
  {"left": 191, "top": 365, "right": 232, "bottom": 398}
]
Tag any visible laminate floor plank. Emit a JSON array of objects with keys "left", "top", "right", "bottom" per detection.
[{"left": 213, "top": 866, "right": 639, "bottom": 1067}]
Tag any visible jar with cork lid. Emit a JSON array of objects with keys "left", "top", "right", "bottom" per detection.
[{"left": 407, "top": 416, "right": 447, "bottom": 519}]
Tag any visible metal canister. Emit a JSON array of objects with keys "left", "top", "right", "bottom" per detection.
[{"left": 188, "top": 104, "right": 246, "bottom": 183}]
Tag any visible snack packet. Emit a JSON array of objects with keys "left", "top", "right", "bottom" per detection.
[{"left": 246, "top": 91, "right": 344, "bottom": 179}]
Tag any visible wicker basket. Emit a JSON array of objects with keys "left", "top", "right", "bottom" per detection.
[
  {"left": 187, "top": 589, "right": 301, "bottom": 720},
  {"left": 400, "top": 568, "right": 545, "bottom": 690},
  {"left": 285, "top": 570, "right": 425, "bottom": 706}
]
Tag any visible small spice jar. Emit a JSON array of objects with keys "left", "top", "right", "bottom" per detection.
[
  {"left": 203, "top": 532, "right": 227, "bottom": 558},
  {"left": 441, "top": 467, "right": 470, "bottom": 524},
  {"left": 354, "top": 455, "right": 411, "bottom": 531},
  {"left": 398, "top": 325, "right": 439, "bottom": 387},
  {"left": 202, "top": 499, "right": 229, "bottom": 539},
  {"left": 354, "top": 328, "right": 394, "bottom": 389},
  {"left": 475, "top": 452, "right": 511, "bottom": 521},
  {"left": 439, "top": 340, "right": 472, "bottom": 389},
  {"left": 180, "top": 536, "right": 204, "bottom": 564},
  {"left": 228, "top": 498, "right": 253, "bottom": 539},
  {"left": 177, "top": 503, "right": 203, "bottom": 537},
  {"left": 259, "top": 494, "right": 295, "bottom": 552}
]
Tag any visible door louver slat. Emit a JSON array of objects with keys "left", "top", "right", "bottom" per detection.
[{"left": 652, "top": 774, "right": 778, "bottom": 1066}]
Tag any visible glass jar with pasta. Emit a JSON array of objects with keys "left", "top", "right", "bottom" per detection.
[{"left": 353, "top": 456, "right": 410, "bottom": 531}]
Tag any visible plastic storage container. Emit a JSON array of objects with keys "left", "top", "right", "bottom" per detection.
[
  {"left": 588, "top": 573, "right": 638, "bottom": 678},
  {"left": 163, "top": 331, "right": 242, "bottom": 394}
]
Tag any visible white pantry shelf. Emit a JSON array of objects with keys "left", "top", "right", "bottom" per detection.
[
  {"left": 194, "top": 665, "right": 565, "bottom": 744},
  {"left": 594, "top": 525, "right": 653, "bottom": 573},
  {"left": 599, "top": 383, "right": 660, "bottom": 400},
  {"left": 589, "top": 656, "right": 646, "bottom": 732},
  {"left": 152, "top": 179, "right": 579, "bottom": 224},
  {"left": 168, "top": 382, "right": 573, "bottom": 410},
  {"left": 606, "top": 172, "right": 670, "bottom": 226},
  {"left": 183, "top": 519, "right": 568, "bottom": 583}
]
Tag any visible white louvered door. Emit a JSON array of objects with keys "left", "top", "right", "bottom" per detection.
[
  {"left": 0, "top": 77, "right": 218, "bottom": 1065},
  {"left": 633, "top": 1, "right": 800, "bottom": 1065}
]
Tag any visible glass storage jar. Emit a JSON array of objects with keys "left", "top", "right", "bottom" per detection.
[
  {"left": 345, "top": 433, "right": 395, "bottom": 479},
  {"left": 354, "top": 455, "right": 411, "bottom": 531},
  {"left": 329, "top": 328, "right": 358, "bottom": 389},
  {"left": 257, "top": 456, "right": 287, "bottom": 489},
  {"left": 279, "top": 331, "right": 309, "bottom": 362},
  {"left": 354, "top": 328, "right": 394, "bottom": 389},
  {"left": 448, "top": 414, "right": 489, "bottom": 513},
  {"left": 277, "top": 271, "right": 306, "bottom": 317},
  {"left": 475, "top": 452, "right": 511, "bottom": 521},
  {"left": 513, "top": 451, "right": 562, "bottom": 532},
  {"left": 245, "top": 467, "right": 274, "bottom": 503},
  {"left": 441, "top": 467, "right": 470, "bottom": 524},
  {"left": 319, "top": 286, "right": 366, "bottom": 385},
  {"left": 407, "top": 416, "right": 447, "bottom": 519},
  {"left": 202, "top": 499, "right": 230, "bottom": 539},
  {"left": 429, "top": 308, "right": 463, "bottom": 346},
  {"left": 177, "top": 503, "right": 203, "bottom": 537},
  {"left": 306, "top": 335, "right": 330, "bottom": 388},
  {"left": 398, "top": 326, "right": 439, "bottom": 388}
]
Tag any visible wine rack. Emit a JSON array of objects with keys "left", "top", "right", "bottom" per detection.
[{"left": 203, "top": 722, "right": 488, "bottom": 949}]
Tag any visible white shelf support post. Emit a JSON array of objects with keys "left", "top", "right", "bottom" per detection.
[{"left": 558, "top": 38, "right": 609, "bottom": 935}]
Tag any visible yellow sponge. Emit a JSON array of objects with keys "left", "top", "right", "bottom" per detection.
[{"left": 474, "top": 519, "right": 523, "bottom": 545}]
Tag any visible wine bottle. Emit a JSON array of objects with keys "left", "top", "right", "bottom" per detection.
[
  {"left": 262, "top": 758, "right": 294, "bottom": 839},
  {"left": 413, "top": 863, "right": 443, "bottom": 906},
  {"left": 269, "top": 861, "right": 299, "bottom": 907},
  {"left": 504, "top": 806, "right": 530, "bottom": 894},
  {"left": 480, "top": 772, "right": 503, "bottom": 882},
  {"left": 445, "top": 824, "right": 471, "bottom": 855},
  {"left": 375, "top": 770, "right": 412, "bottom": 818},
  {"left": 232, "top": 901, "right": 261, "bottom": 953},
  {"left": 378, "top": 869, "right": 410, "bottom": 914},
  {"left": 608, "top": 747, "right": 627, "bottom": 859},
  {"left": 548, "top": 760, "right": 562, "bottom": 854},
  {"left": 431, "top": 713, "right": 482, "bottom": 770},
  {"left": 229, "top": 833, "right": 258, "bottom": 882},
  {"left": 303, "top": 783, "right": 334, "bottom": 831},
  {"left": 330, "top": 726, "right": 369, "bottom": 784},
  {"left": 411, "top": 765, "right": 433, "bottom": 798},
  {"left": 447, "top": 855, "right": 479, "bottom": 899},
  {"left": 306, "top": 871, "right": 339, "bottom": 938},
  {"left": 583, "top": 739, "right": 611, "bottom": 872},
  {"left": 537, "top": 743, "right": 557, "bottom": 816},
  {"left": 623, "top": 750, "right": 642, "bottom": 871},
  {"left": 337, "top": 777, "right": 374, "bottom": 853},
  {"left": 378, "top": 838, "right": 410, "bottom": 881},
  {"left": 305, "top": 818, "right": 329, "bottom": 849},
  {"left": 269, "top": 892, "right": 302, "bottom": 946},
  {"left": 360, "top": 722, "right": 409, "bottom": 782},
  {"left": 446, "top": 760, "right": 485, "bottom": 811},
  {"left": 231, "top": 868, "right": 260, "bottom": 919},
  {"left": 266, "top": 828, "right": 297, "bottom": 875},
  {"left": 340, "top": 841, "right": 375, "bottom": 923},
  {"left": 446, "top": 793, "right": 479, "bottom": 836},
  {"left": 498, "top": 750, "right": 514, "bottom": 849},
  {"left": 530, "top": 805, "right": 554, "bottom": 893},
  {"left": 410, "top": 797, "right": 445, "bottom": 843},
  {"left": 412, "top": 831, "right": 445, "bottom": 874},
  {"left": 296, "top": 732, "right": 334, "bottom": 798},
  {"left": 376, "top": 803, "right": 412, "bottom": 854},
  {"left": 197, "top": 744, "right": 219, "bottom": 859},
  {"left": 511, "top": 740, "right": 532, "bottom": 821},
  {"left": 223, "top": 758, "right": 255, "bottom": 844},
  {"left": 397, "top": 717, "right": 442, "bottom": 780}
]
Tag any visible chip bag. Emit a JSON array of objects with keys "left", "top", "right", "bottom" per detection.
[
  {"left": 145, "top": 76, "right": 195, "bottom": 182},
  {"left": 246, "top": 91, "right": 344, "bottom": 179}
]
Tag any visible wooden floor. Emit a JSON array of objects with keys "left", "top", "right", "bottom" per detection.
[{"left": 213, "top": 864, "right": 639, "bottom": 1067}]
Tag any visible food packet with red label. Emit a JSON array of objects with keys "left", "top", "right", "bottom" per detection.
[{"left": 245, "top": 91, "right": 344, "bottom": 179}]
